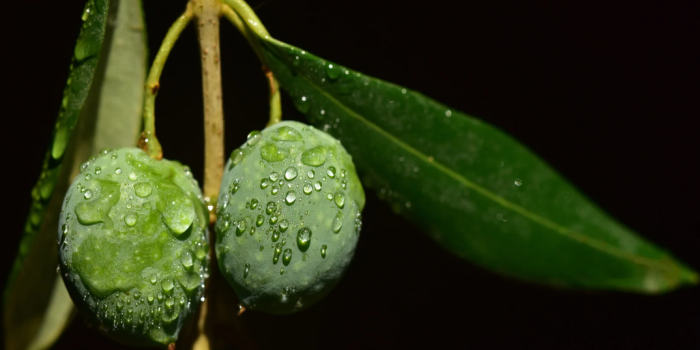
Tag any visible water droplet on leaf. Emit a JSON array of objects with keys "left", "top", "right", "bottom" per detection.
[{"left": 296, "top": 227, "right": 312, "bottom": 252}]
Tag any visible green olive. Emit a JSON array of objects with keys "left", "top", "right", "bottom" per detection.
[
  {"left": 216, "top": 121, "right": 365, "bottom": 314},
  {"left": 58, "top": 148, "right": 209, "bottom": 347}
]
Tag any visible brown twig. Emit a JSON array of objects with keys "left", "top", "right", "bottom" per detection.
[{"left": 193, "top": 0, "right": 225, "bottom": 216}]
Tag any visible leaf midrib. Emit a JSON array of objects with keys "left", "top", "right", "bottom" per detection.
[{"left": 265, "top": 40, "right": 675, "bottom": 274}]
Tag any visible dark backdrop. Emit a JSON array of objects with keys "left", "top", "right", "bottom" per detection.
[{"left": 1, "top": 0, "right": 698, "bottom": 349}]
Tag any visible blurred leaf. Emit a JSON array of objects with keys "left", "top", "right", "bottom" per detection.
[
  {"left": 256, "top": 37, "right": 697, "bottom": 294},
  {"left": 24, "top": 279, "right": 73, "bottom": 350},
  {"left": 93, "top": 0, "right": 147, "bottom": 151},
  {"left": 3, "top": 1, "right": 147, "bottom": 349}
]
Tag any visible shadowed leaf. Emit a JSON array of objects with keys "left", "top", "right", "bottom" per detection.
[{"left": 4, "top": 1, "right": 146, "bottom": 349}]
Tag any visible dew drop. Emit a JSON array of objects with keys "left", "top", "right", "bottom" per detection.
[
  {"left": 327, "top": 166, "right": 336, "bottom": 178},
  {"left": 250, "top": 198, "right": 259, "bottom": 209},
  {"left": 340, "top": 169, "right": 346, "bottom": 178},
  {"left": 296, "top": 227, "right": 312, "bottom": 252},
  {"left": 134, "top": 183, "right": 152, "bottom": 198},
  {"left": 82, "top": 6, "right": 91, "bottom": 21},
  {"left": 326, "top": 63, "right": 341, "bottom": 79},
  {"left": 84, "top": 174, "right": 91, "bottom": 181},
  {"left": 228, "top": 179, "right": 241, "bottom": 195},
  {"left": 95, "top": 167, "right": 101, "bottom": 175},
  {"left": 280, "top": 267, "right": 285, "bottom": 275},
  {"left": 181, "top": 250, "right": 194, "bottom": 270},
  {"left": 303, "top": 184, "right": 313, "bottom": 195},
  {"left": 124, "top": 213, "right": 138, "bottom": 227},
  {"left": 196, "top": 242, "right": 209, "bottom": 260},
  {"left": 260, "top": 178, "right": 270, "bottom": 189},
  {"left": 221, "top": 193, "right": 230, "bottom": 210},
  {"left": 247, "top": 131, "right": 262, "bottom": 146},
  {"left": 256, "top": 215, "right": 265, "bottom": 227},
  {"left": 321, "top": 245, "right": 327, "bottom": 258},
  {"left": 244, "top": 263, "right": 250, "bottom": 278},
  {"left": 334, "top": 191, "right": 345, "bottom": 208},
  {"left": 161, "top": 278, "right": 174, "bottom": 294},
  {"left": 272, "top": 230, "right": 280, "bottom": 242},
  {"left": 307, "top": 170, "right": 315, "bottom": 179},
  {"left": 282, "top": 249, "right": 292, "bottom": 266},
  {"left": 114, "top": 168, "right": 122, "bottom": 175},
  {"left": 273, "top": 243, "right": 282, "bottom": 264},
  {"left": 332, "top": 211, "right": 343, "bottom": 233},
  {"left": 84, "top": 190, "right": 93, "bottom": 199},
  {"left": 284, "top": 167, "right": 298, "bottom": 181},
  {"left": 128, "top": 172, "right": 138, "bottom": 181},
  {"left": 314, "top": 182, "right": 322, "bottom": 191},
  {"left": 301, "top": 146, "right": 328, "bottom": 167},
  {"left": 231, "top": 148, "right": 245, "bottom": 165},
  {"left": 272, "top": 126, "right": 302, "bottom": 141},
  {"left": 279, "top": 219, "right": 289, "bottom": 232},
  {"left": 266, "top": 202, "right": 277, "bottom": 215},
  {"left": 271, "top": 186, "right": 279, "bottom": 195},
  {"left": 285, "top": 191, "right": 297, "bottom": 205},
  {"left": 269, "top": 172, "right": 280, "bottom": 181},
  {"left": 260, "top": 143, "right": 288, "bottom": 162},
  {"left": 269, "top": 216, "right": 278, "bottom": 225},
  {"left": 236, "top": 220, "right": 247, "bottom": 235},
  {"left": 514, "top": 178, "right": 523, "bottom": 186}
]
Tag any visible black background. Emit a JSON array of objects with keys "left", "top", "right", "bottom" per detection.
[{"left": 1, "top": 0, "right": 698, "bottom": 349}]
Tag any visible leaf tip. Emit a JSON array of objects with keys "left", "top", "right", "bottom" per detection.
[{"left": 680, "top": 266, "right": 699, "bottom": 286}]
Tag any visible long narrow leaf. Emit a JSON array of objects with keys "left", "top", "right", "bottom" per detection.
[
  {"left": 256, "top": 37, "right": 697, "bottom": 294},
  {"left": 4, "top": 1, "right": 147, "bottom": 349}
]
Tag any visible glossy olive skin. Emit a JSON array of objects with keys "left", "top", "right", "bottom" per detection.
[
  {"left": 58, "top": 148, "right": 209, "bottom": 348},
  {"left": 216, "top": 121, "right": 364, "bottom": 314}
]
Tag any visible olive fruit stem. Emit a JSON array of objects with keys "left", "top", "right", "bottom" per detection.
[
  {"left": 220, "top": 3, "right": 282, "bottom": 127},
  {"left": 191, "top": 0, "right": 226, "bottom": 212},
  {"left": 141, "top": 4, "right": 194, "bottom": 160}
]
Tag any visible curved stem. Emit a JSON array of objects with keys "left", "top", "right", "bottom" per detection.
[
  {"left": 220, "top": 2, "right": 281, "bottom": 126},
  {"left": 140, "top": 4, "right": 194, "bottom": 160},
  {"left": 264, "top": 69, "right": 282, "bottom": 126},
  {"left": 220, "top": 0, "right": 269, "bottom": 38}
]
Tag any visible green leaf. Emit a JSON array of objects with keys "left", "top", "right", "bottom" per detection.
[
  {"left": 256, "top": 37, "right": 697, "bottom": 294},
  {"left": 3, "top": 1, "right": 147, "bottom": 349},
  {"left": 92, "top": 0, "right": 147, "bottom": 151}
]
